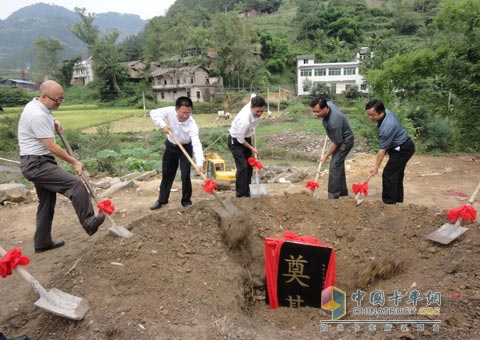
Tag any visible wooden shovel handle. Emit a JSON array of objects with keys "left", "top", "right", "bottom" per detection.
[
  {"left": 57, "top": 130, "right": 98, "bottom": 202},
  {"left": 468, "top": 180, "right": 480, "bottom": 205},
  {"left": 168, "top": 132, "right": 227, "bottom": 208},
  {"left": 0, "top": 246, "right": 48, "bottom": 296},
  {"left": 313, "top": 137, "right": 329, "bottom": 183}
]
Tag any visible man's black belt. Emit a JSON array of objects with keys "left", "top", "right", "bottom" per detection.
[{"left": 20, "top": 154, "right": 54, "bottom": 160}]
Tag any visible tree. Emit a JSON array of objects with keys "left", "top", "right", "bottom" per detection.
[
  {"left": 435, "top": 0, "right": 480, "bottom": 150},
  {"left": 208, "top": 13, "right": 252, "bottom": 89},
  {"left": 70, "top": 8, "right": 99, "bottom": 46},
  {"left": 91, "top": 31, "right": 126, "bottom": 101},
  {"left": 57, "top": 57, "right": 82, "bottom": 88},
  {"left": 118, "top": 33, "right": 145, "bottom": 62},
  {"left": 35, "top": 38, "right": 63, "bottom": 81}
]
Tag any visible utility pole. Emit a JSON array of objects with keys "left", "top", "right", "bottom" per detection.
[
  {"left": 267, "top": 87, "right": 270, "bottom": 114},
  {"left": 277, "top": 87, "right": 280, "bottom": 114},
  {"left": 142, "top": 91, "right": 146, "bottom": 117}
]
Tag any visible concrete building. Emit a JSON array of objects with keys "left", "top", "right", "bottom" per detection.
[
  {"left": 151, "top": 65, "right": 223, "bottom": 103},
  {"left": 296, "top": 48, "right": 371, "bottom": 96}
]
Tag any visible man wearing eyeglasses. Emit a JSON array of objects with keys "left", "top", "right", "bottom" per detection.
[
  {"left": 310, "top": 97, "right": 354, "bottom": 199},
  {"left": 18, "top": 80, "right": 105, "bottom": 253},
  {"left": 149, "top": 96, "right": 204, "bottom": 210}
]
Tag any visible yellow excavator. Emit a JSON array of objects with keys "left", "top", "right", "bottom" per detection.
[{"left": 204, "top": 152, "right": 236, "bottom": 181}]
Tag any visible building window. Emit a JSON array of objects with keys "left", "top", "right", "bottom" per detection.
[
  {"left": 196, "top": 91, "right": 201, "bottom": 99},
  {"left": 161, "top": 92, "right": 165, "bottom": 99},
  {"left": 345, "top": 84, "right": 352, "bottom": 91},
  {"left": 177, "top": 79, "right": 180, "bottom": 85},
  {"left": 191, "top": 77, "right": 194, "bottom": 84},
  {"left": 187, "top": 91, "right": 191, "bottom": 98},
  {"left": 361, "top": 83, "right": 368, "bottom": 91},
  {"left": 328, "top": 68, "right": 341, "bottom": 76},
  {"left": 300, "top": 69, "right": 312, "bottom": 77},
  {"left": 303, "top": 59, "right": 308, "bottom": 64},
  {"left": 344, "top": 67, "right": 356, "bottom": 75},
  {"left": 164, "top": 79, "right": 167, "bottom": 85},
  {"left": 314, "top": 68, "right": 326, "bottom": 76}
]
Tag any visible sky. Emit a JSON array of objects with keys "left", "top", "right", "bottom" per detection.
[{"left": 0, "top": 0, "right": 177, "bottom": 20}]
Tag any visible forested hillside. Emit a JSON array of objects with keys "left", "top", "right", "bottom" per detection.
[
  {"left": 0, "top": 0, "right": 478, "bottom": 152},
  {"left": 0, "top": 3, "right": 146, "bottom": 69}
]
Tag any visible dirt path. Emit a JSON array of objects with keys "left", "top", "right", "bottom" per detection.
[{"left": 1, "top": 153, "right": 479, "bottom": 339}]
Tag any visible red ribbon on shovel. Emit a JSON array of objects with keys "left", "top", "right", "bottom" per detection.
[
  {"left": 352, "top": 181, "right": 369, "bottom": 197},
  {"left": 0, "top": 248, "right": 30, "bottom": 278},
  {"left": 248, "top": 157, "right": 263, "bottom": 170},
  {"left": 447, "top": 205, "right": 477, "bottom": 222},
  {"left": 306, "top": 180, "right": 320, "bottom": 191},
  {"left": 97, "top": 199, "right": 115, "bottom": 215},
  {"left": 203, "top": 179, "right": 218, "bottom": 194}
]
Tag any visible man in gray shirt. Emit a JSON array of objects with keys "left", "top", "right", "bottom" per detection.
[
  {"left": 310, "top": 97, "right": 354, "bottom": 199},
  {"left": 365, "top": 99, "right": 415, "bottom": 204},
  {"left": 18, "top": 80, "right": 105, "bottom": 253}
]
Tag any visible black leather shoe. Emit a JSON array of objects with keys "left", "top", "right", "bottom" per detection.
[
  {"left": 181, "top": 201, "right": 192, "bottom": 207},
  {"left": 35, "top": 240, "right": 65, "bottom": 253},
  {"left": 86, "top": 214, "right": 105, "bottom": 236},
  {"left": 150, "top": 200, "right": 164, "bottom": 210}
]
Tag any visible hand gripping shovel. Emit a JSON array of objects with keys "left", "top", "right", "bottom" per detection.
[
  {"left": 57, "top": 130, "right": 133, "bottom": 238},
  {"left": 168, "top": 132, "right": 251, "bottom": 248},
  {"left": 0, "top": 246, "right": 89, "bottom": 320},
  {"left": 352, "top": 174, "right": 373, "bottom": 206},
  {"left": 306, "top": 136, "right": 328, "bottom": 199},
  {"left": 426, "top": 180, "right": 480, "bottom": 245},
  {"left": 249, "top": 133, "right": 267, "bottom": 197}
]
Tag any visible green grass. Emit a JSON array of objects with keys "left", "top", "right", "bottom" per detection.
[{"left": 54, "top": 107, "right": 141, "bottom": 130}]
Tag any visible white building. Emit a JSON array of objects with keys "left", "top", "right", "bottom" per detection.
[
  {"left": 296, "top": 48, "right": 370, "bottom": 96},
  {"left": 71, "top": 57, "right": 94, "bottom": 86}
]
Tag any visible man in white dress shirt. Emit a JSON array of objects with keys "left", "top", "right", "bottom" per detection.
[
  {"left": 149, "top": 96, "right": 204, "bottom": 209},
  {"left": 227, "top": 95, "right": 266, "bottom": 197}
]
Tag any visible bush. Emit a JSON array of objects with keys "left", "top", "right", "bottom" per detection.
[{"left": 0, "top": 87, "right": 32, "bottom": 107}]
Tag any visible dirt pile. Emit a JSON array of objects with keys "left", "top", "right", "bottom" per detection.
[{"left": 2, "top": 189, "right": 480, "bottom": 340}]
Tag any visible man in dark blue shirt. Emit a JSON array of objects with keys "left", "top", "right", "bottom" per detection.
[
  {"left": 365, "top": 99, "right": 415, "bottom": 204},
  {"left": 310, "top": 97, "right": 354, "bottom": 199}
]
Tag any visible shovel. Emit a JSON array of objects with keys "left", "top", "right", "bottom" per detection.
[
  {"left": 250, "top": 134, "right": 267, "bottom": 197},
  {"left": 426, "top": 180, "right": 480, "bottom": 245},
  {"left": 307, "top": 136, "right": 328, "bottom": 198},
  {"left": 0, "top": 246, "right": 89, "bottom": 320},
  {"left": 168, "top": 132, "right": 250, "bottom": 247},
  {"left": 353, "top": 174, "right": 373, "bottom": 206},
  {"left": 57, "top": 130, "right": 133, "bottom": 238}
]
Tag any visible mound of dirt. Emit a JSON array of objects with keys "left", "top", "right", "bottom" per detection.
[
  {"left": 3, "top": 190, "right": 480, "bottom": 340},
  {"left": 1, "top": 153, "right": 479, "bottom": 340}
]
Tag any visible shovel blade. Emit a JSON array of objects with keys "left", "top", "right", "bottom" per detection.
[
  {"left": 250, "top": 184, "right": 268, "bottom": 197},
  {"left": 109, "top": 225, "right": 133, "bottom": 238},
  {"left": 425, "top": 222, "right": 469, "bottom": 245},
  {"left": 106, "top": 214, "right": 133, "bottom": 238},
  {"left": 211, "top": 197, "right": 251, "bottom": 248},
  {"left": 35, "top": 288, "right": 89, "bottom": 320},
  {"left": 355, "top": 193, "right": 365, "bottom": 206}
]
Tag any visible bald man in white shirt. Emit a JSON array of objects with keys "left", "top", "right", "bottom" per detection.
[
  {"left": 227, "top": 95, "right": 266, "bottom": 197},
  {"left": 149, "top": 96, "right": 204, "bottom": 210}
]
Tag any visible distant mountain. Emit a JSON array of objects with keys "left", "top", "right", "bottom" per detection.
[{"left": 0, "top": 3, "right": 147, "bottom": 70}]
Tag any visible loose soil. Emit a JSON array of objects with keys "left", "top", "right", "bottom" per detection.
[{"left": 1, "top": 152, "right": 479, "bottom": 340}]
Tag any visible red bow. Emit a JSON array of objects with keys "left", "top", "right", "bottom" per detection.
[
  {"left": 248, "top": 157, "right": 263, "bottom": 170},
  {"left": 0, "top": 248, "right": 30, "bottom": 279},
  {"left": 352, "top": 181, "right": 369, "bottom": 196},
  {"left": 447, "top": 205, "right": 477, "bottom": 222},
  {"left": 203, "top": 179, "right": 218, "bottom": 194},
  {"left": 306, "top": 180, "right": 319, "bottom": 191},
  {"left": 97, "top": 199, "right": 115, "bottom": 215}
]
